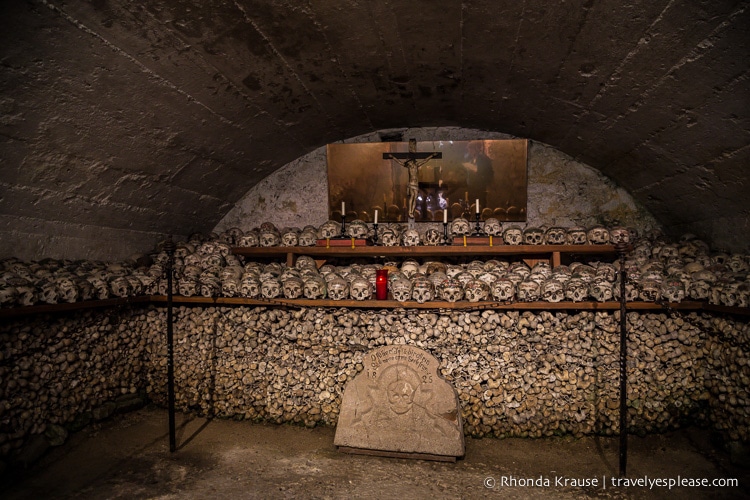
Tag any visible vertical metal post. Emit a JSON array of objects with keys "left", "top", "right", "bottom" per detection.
[
  {"left": 616, "top": 242, "right": 630, "bottom": 476},
  {"left": 164, "top": 236, "right": 177, "bottom": 453}
]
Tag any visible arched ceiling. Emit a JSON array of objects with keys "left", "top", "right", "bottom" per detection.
[{"left": 0, "top": 0, "right": 748, "bottom": 259}]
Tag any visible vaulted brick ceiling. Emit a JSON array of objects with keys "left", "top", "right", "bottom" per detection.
[{"left": 1, "top": 0, "right": 748, "bottom": 258}]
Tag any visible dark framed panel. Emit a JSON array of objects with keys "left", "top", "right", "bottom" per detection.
[{"left": 327, "top": 139, "right": 528, "bottom": 222}]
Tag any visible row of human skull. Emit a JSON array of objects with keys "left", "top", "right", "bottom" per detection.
[
  {"left": 217, "top": 221, "right": 632, "bottom": 247},
  {"left": 0, "top": 257, "right": 160, "bottom": 306},
  {"left": 1, "top": 229, "right": 748, "bottom": 307}
]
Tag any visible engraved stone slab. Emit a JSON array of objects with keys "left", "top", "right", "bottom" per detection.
[{"left": 334, "top": 345, "right": 464, "bottom": 460}]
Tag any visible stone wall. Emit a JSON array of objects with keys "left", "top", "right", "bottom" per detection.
[
  {"left": 215, "top": 127, "right": 660, "bottom": 236},
  {"left": 2, "top": 304, "right": 748, "bottom": 468}
]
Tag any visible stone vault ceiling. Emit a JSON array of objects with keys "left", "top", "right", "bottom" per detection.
[{"left": 0, "top": 0, "right": 748, "bottom": 258}]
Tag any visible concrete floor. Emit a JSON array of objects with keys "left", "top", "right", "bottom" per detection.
[{"left": 3, "top": 405, "right": 748, "bottom": 499}]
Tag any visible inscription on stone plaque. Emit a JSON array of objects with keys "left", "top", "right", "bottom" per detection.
[{"left": 334, "top": 345, "right": 464, "bottom": 461}]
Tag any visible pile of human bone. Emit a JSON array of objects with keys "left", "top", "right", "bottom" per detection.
[{"left": 1, "top": 221, "right": 748, "bottom": 308}]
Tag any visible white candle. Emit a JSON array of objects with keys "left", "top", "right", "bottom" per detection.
[
  {"left": 374, "top": 209, "right": 378, "bottom": 224},
  {"left": 443, "top": 210, "right": 448, "bottom": 224},
  {"left": 341, "top": 201, "right": 345, "bottom": 215},
  {"left": 475, "top": 199, "right": 480, "bottom": 213}
]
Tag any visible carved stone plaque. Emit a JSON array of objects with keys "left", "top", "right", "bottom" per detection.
[{"left": 334, "top": 345, "right": 464, "bottom": 461}]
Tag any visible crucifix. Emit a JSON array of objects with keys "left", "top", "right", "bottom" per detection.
[{"left": 382, "top": 139, "right": 442, "bottom": 221}]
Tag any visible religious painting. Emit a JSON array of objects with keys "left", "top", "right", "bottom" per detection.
[{"left": 326, "top": 139, "right": 528, "bottom": 222}]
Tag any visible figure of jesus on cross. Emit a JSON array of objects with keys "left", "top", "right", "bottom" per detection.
[{"left": 383, "top": 139, "right": 442, "bottom": 220}]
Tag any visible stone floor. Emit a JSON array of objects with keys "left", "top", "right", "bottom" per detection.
[{"left": 2, "top": 406, "right": 749, "bottom": 499}]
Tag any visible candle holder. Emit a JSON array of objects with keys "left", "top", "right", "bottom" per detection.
[
  {"left": 340, "top": 212, "right": 347, "bottom": 238},
  {"left": 375, "top": 269, "right": 388, "bottom": 300},
  {"left": 442, "top": 221, "right": 451, "bottom": 245},
  {"left": 472, "top": 212, "right": 482, "bottom": 236},
  {"left": 372, "top": 223, "right": 379, "bottom": 246}
]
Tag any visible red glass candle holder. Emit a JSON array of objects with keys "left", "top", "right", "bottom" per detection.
[{"left": 375, "top": 269, "right": 388, "bottom": 300}]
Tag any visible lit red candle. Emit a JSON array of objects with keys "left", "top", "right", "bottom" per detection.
[{"left": 376, "top": 269, "right": 388, "bottom": 300}]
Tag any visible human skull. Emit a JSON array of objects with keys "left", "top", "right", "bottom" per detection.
[
  {"left": 380, "top": 228, "right": 400, "bottom": 247},
  {"left": 719, "top": 282, "right": 740, "bottom": 307},
  {"left": 55, "top": 277, "right": 78, "bottom": 303},
  {"left": 423, "top": 228, "right": 444, "bottom": 246},
  {"left": 260, "top": 277, "right": 282, "bottom": 299},
  {"left": 400, "top": 260, "right": 420, "bottom": 279},
  {"left": 566, "top": 227, "right": 588, "bottom": 245},
  {"left": 660, "top": 278, "right": 685, "bottom": 303},
  {"left": 401, "top": 228, "right": 421, "bottom": 246},
  {"left": 544, "top": 227, "right": 567, "bottom": 245},
  {"left": 438, "top": 278, "right": 463, "bottom": 302},
  {"left": 298, "top": 228, "right": 318, "bottom": 247},
  {"left": 317, "top": 220, "right": 341, "bottom": 239},
  {"left": 596, "top": 263, "right": 617, "bottom": 282},
  {"left": 280, "top": 228, "right": 300, "bottom": 247},
  {"left": 564, "top": 278, "right": 588, "bottom": 302},
  {"left": 737, "top": 283, "right": 750, "bottom": 308},
  {"left": 0, "top": 285, "right": 18, "bottom": 306},
  {"left": 517, "top": 280, "right": 540, "bottom": 301},
  {"left": 240, "top": 275, "right": 261, "bottom": 298},
  {"left": 483, "top": 218, "right": 503, "bottom": 237},
  {"left": 349, "top": 276, "right": 372, "bottom": 301},
  {"left": 178, "top": 276, "right": 198, "bottom": 297},
  {"left": 613, "top": 278, "right": 640, "bottom": 302},
  {"left": 303, "top": 275, "right": 327, "bottom": 299},
  {"left": 540, "top": 279, "right": 565, "bottom": 303},
  {"left": 531, "top": 261, "right": 552, "bottom": 279},
  {"left": 86, "top": 276, "right": 110, "bottom": 300},
  {"left": 589, "top": 279, "right": 614, "bottom": 302},
  {"left": 638, "top": 279, "right": 661, "bottom": 302},
  {"left": 427, "top": 271, "right": 448, "bottom": 289},
  {"left": 197, "top": 241, "right": 216, "bottom": 256},
  {"left": 484, "top": 260, "right": 508, "bottom": 273},
  {"left": 572, "top": 264, "right": 598, "bottom": 283},
  {"left": 477, "top": 271, "right": 500, "bottom": 287},
  {"left": 14, "top": 285, "right": 37, "bottom": 307},
  {"left": 346, "top": 219, "right": 369, "bottom": 239},
  {"left": 327, "top": 276, "right": 350, "bottom": 301},
  {"left": 450, "top": 218, "right": 471, "bottom": 237},
  {"left": 502, "top": 226, "right": 523, "bottom": 245},
  {"left": 219, "top": 277, "right": 238, "bottom": 297},
  {"left": 523, "top": 227, "right": 545, "bottom": 245},
  {"left": 587, "top": 226, "right": 611, "bottom": 245},
  {"left": 281, "top": 276, "right": 304, "bottom": 299},
  {"left": 445, "top": 265, "right": 463, "bottom": 279},
  {"left": 238, "top": 231, "right": 260, "bottom": 247},
  {"left": 199, "top": 276, "right": 221, "bottom": 298},
  {"left": 35, "top": 280, "right": 57, "bottom": 304},
  {"left": 279, "top": 267, "right": 302, "bottom": 283},
  {"left": 220, "top": 227, "right": 244, "bottom": 246},
  {"left": 410, "top": 276, "right": 434, "bottom": 303},
  {"left": 455, "top": 271, "right": 475, "bottom": 288},
  {"left": 689, "top": 280, "right": 711, "bottom": 301},
  {"left": 708, "top": 283, "right": 724, "bottom": 305},
  {"left": 609, "top": 226, "right": 631, "bottom": 245},
  {"left": 490, "top": 278, "right": 516, "bottom": 302},
  {"left": 73, "top": 277, "right": 94, "bottom": 301},
  {"left": 110, "top": 276, "right": 132, "bottom": 298},
  {"left": 464, "top": 279, "right": 489, "bottom": 302},
  {"left": 658, "top": 244, "right": 680, "bottom": 261},
  {"left": 259, "top": 229, "right": 281, "bottom": 247},
  {"left": 727, "top": 254, "right": 749, "bottom": 273},
  {"left": 390, "top": 277, "right": 413, "bottom": 302}
]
